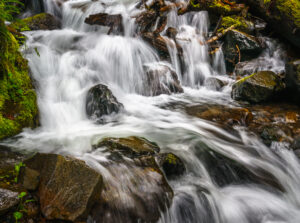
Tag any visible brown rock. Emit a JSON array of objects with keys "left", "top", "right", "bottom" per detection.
[{"left": 24, "top": 153, "right": 103, "bottom": 222}]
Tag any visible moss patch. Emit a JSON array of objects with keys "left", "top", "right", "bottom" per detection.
[
  {"left": 218, "top": 16, "right": 253, "bottom": 33},
  {"left": 0, "top": 20, "right": 38, "bottom": 140},
  {"left": 276, "top": 0, "right": 300, "bottom": 27}
]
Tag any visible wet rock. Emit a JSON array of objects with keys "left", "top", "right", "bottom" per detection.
[
  {"left": 166, "top": 27, "right": 178, "bottom": 40},
  {"left": 92, "top": 137, "right": 173, "bottom": 223},
  {"left": 24, "top": 153, "right": 103, "bottom": 222},
  {"left": 156, "top": 153, "right": 185, "bottom": 179},
  {"left": 95, "top": 136, "right": 160, "bottom": 159},
  {"left": 231, "top": 71, "right": 285, "bottom": 103},
  {"left": 19, "top": 167, "right": 40, "bottom": 191},
  {"left": 10, "top": 13, "right": 61, "bottom": 31},
  {"left": 223, "top": 29, "right": 264, "bottom": 72},
  {"left": 86, "top": 84, "right": 123, "bottom": 121},
  {"left": 285, "top": 60, "right": 300, "bottom": 105},
  {"left": 186, "top": 104, "right": 253, "bottom": 127},
  {"left": 204, "top": 77, "right": 227, "bottom": 91},
  {"left": 258, "top": 124, "right": 292, "bottom": 146},
  {"left": 84, "top": 13, "right": 123, "bottom": 35},
  {"left": 291, "top": 136, "right": 300, "bottom": 150},
  {"left": 0, "top": 188, "right": 19, "bottom": 215},
  {"left": 145, "top": 64, "right": 183, "bottom": 96},
  {"left": 234, "top": 58, "right": 277, "bottom": 77}
]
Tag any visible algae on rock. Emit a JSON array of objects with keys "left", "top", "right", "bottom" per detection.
[{"left": 0, "top": 20, "right": 38, "bottom": 140}]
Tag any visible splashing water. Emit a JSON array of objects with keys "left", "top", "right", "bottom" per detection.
[{"left": 3, "top": 0, "right": 300, "bottom": 222}]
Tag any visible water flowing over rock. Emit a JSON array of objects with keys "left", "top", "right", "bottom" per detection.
[
  {"left": 92, "top": 136, "right": 173, "bottom": 223},
  {"left": 145, "top": 63, "right": 183, "bottom": 96},
  {"left": 24, "top": 153, "right": 103, "bottom": 222},
  {"left": 86, "top": 84, "right": 123, "bottom": 121},
  {"left": 232, "top": 71, "right": 285, "bottom": 103}
]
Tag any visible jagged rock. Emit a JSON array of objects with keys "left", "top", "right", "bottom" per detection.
[
  {"left": 84, "top": 13, "right": 123, "bottom": 34},
  {"left": 223, "top": 29, "right": 264, "bottom": 72},
  {"left": 156, "top": 153, "right": 185, "bottom": 179},
  {"left": 231, "top": 71, "right": 285, "bottom": 103},
  {"left": 94, "top": 136, "right": 160, "bottom": 159},
  {"left": 0, "top": 188, "right": 19, "bottom": 215},
  {"left": 86, "top": 84, "right": 123, "bottom": 121},
  {"left": 10, "top": 13, "right": 61, "bottom": 31},
  {"left": 186, "top": 104, "right": 253, "bottom": 127},
  {"left": 244, "top": 0, "right": 300, "bottom": 48},
  {"left": 24, "top": 153, "right": 103, "bottom": 222},
  {"left": 285, "top": 60, "right": 300, "bottom": 105},
  {"left": 145, "top": 64, "right": 184, "bottom": 96},
  {"left": 92, "top": 136, "right": 173, "bottom": 223}
]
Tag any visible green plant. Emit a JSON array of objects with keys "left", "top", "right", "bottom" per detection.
[
  {"left": 13, "top": 162, "right": 25, "bottom": 182},
  {"left": 0, "top": 0, "right": 24, "bottom": 22},
  {"left": 13, "top": 191, "right": 35, "bottom": 223}
]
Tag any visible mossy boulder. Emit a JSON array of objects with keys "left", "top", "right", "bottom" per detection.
[
  {"left": 24, "top": 153, "right": 103, "bottom": 222},
  {"left": 231, "top": 71, "right": 285, "bottom": 103},
  {"left": 223, "top": 29, "right": 264, "bottom": 72},
  {"left": 94, "top": 136, "right": 160, "bottom": 159},
  {"left": 156, "top": 153, "right": 185, "bottom": 179},
  {"left": 244, "top": 0, "right": 300, "bottom": 48},
  {"left": 0, "top": 20, "right": 38, "bottom": 140},
  {"left": 10, "top": 13, "right": 61, "bottom": 31},
  {"left": 285, "top": 60, "right": 300, "bottom": 105}
]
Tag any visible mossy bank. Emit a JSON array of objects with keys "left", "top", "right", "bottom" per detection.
[{"left": 0, "top": 20, "right": 38, "bottom": 140}]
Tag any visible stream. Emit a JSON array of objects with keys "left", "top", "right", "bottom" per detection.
[{"left": 4, "top": 0, "right": 300, "bottom": 222}]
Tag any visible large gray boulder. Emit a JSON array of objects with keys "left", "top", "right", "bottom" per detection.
[{"left": 231, "top": 71, "right": 285, "bottom": 103}]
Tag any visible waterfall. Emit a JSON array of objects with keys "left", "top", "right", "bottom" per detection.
[{"left": 5, "top": 0, "right": 300, "bottom": 222}]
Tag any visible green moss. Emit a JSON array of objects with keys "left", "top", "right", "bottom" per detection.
[
  {"left": 9, "top": 13, "right": 48, "bottom": 32},
  {"left": 218, "top": 16, "right": 253, "bottom": 33},
  {"left": 0, "top": 20, "right": 38, "bottom": 140},
  {"left": 164, "top": 153, "right": 177, "bottom": 165},
  {"left": 190, "top": 0, "right": 231, "bottom": 14},
  {"left": 276, "top": 0, "right": 300, "bottom": 27}
]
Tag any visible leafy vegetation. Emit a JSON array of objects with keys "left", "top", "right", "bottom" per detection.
[{"left": 14, "top": 191, "right": 35, "bottom": 223}]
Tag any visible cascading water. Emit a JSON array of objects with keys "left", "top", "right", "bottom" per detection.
[{"left": 3, "top": 0, "right": 300, "bottom": 222}]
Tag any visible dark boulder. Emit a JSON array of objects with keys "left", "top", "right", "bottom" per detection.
[
  {"left": 231, "top": 71, "right": 285, "bottom": 103},
  {"left": 285, "top": 60, "right": 300, "bottom": 105},
  {"left": 24, "top": 153, "right": 103, "bottom": 222},
  {"left": 145, "top": 64, "right": 184, "bottom": 96},
  {"left": 156, "top": 153, "right": 185, "bottom": 179},
  {"left": 86, "top": 84, "right": 123, "bottom": 121},
  {"left": 204, "top": 77, "right": 227, "bottom": 91},
  {"left": 223, "top": 29, "right": 264, "bottom": 72}
]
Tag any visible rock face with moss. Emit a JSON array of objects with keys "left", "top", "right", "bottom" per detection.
[
  {"left": 10, "top": 13, "right": 61, "bottom": 31},
  {"left": 231, "top": 71, "right": 285, "bottom": 103},
  {"left": 285, "top": 60, "right": 300, "bottom": 105},
  {"left": 244, "top": 0, "right": 300, "bottom": 48},
  {"left": 0, "top": 20, "right": 38, "bottom": 140}
]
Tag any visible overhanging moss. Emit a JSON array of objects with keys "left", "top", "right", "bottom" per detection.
[{"left": 0, "top": 20, "right": 38, "bottom": 140}]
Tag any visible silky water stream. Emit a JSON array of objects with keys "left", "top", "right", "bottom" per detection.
[{"left": 3, "top": 0, "right": 300, "bottom": 222}]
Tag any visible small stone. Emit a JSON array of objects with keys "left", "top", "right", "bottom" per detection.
[
  {"left": 20, "top": 167, "right": 40, "bottom": 191},
  {"left": 156, "top": 153, "right": 185, "bottom": 179}
]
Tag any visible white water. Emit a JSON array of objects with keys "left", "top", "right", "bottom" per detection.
[{"left": 4, "top": 0, "right": 300, "bottom": 222}]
